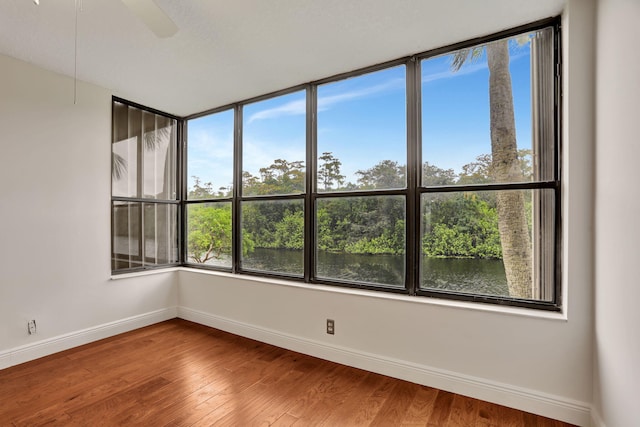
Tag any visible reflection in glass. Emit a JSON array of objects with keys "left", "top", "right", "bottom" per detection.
[
  {"left": 186, "top": 202, "right": 232, "bottom": 269},
  {"left": 143, "top": 203, "right": 178, "bottom": 265},
  {"left": 112, "top": 103, "right": 139, "bottom": 198},
  {"left": 243, "top": 91, "right": 306, "bottom": 196},
  {"left": 187, "top": 110, "right": 235, "bottom": 199},
  {"left": 112, "top": 202, "right": 178, "bottom": 270},
  {"left": 241, "top": 199, "right": 304, "bottom": 276},
  {"left": 112, "top": 202, "right": 141, "bottom": 270},
  {"left": 316, "top": 195, "right": 406, "bottom": 287},
  {"left": 317, "top": 66, "right": 406, "bottom": 191},
  {"left": 420, "top": 189, "right": 554, "bottom": 301},
  {"left": 143, "top": 112, "right": 177, "bottom": 199},
  {"left": 112, "top": 102, "right": 177, "bottom": 200}
]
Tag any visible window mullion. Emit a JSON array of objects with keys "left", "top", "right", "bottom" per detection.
[
  {"left": 406, "top": 57, "right": 421, "bottom": 295},
  {"left": 135, "top": 108, "right": 145, "bottom": 265},
  {"left": 305, "top": 85, "right": 316, "bottom": 283},
  {"left": 232, "top": 105, "right": 243, "bottom": 274},
  {"left": 179, "top": 119, "right": 187, "bottom": 265}
]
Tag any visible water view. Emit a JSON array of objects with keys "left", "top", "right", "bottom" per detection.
[{"left": 240, "top": 248, "right": 508, "bottom": 297}]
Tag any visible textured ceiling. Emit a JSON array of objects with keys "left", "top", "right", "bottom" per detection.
[{"left": 0, "top": 0, "right": 565, "bottom": 116}]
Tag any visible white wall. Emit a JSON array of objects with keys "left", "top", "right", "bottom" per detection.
[
  {"left": 593, "top": 0, "right": 640, "bottom": 426},
  {"left": 0, "top": 1, "right": 607, "bottom": 424},
  {"left": 0, "top": 54, "right": 178, "bottom": 368},
  {"left": 178, "top": 4, "right": 597, "bottom": 425}
]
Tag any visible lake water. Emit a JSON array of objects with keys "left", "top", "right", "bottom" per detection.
[{"left": 241, "top": 248, "right": 509, "bottom": 297}]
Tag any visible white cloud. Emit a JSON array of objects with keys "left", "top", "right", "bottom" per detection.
[
  {"left": 422, "top": 60, "right": 488, "bottom": 84},
  {"left": 246, "top": 77, "right": 405, "bottom": 123},
  {"left": 318, "top": 78, "right": 404, "bottom": 111},
  {"left": 246, "top": 99, "right": 307, "bottom": 123},
  {"left": 422, "top": 48, "right": 529, "bottom": 85},
  {"left": 242, "top": 136, "right": 306, "bottom": 177}
]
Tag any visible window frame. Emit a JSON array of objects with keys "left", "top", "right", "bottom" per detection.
[
  {"left": 111, "top": 97, "right": 183, "bottom": 274},
  {"left": 115, "top": 17, "right": 562, "bottom": 311}
]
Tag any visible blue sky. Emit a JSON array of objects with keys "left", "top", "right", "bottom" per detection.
[{"left": 187, "top": 37, "right": 533, "bottom": 194}]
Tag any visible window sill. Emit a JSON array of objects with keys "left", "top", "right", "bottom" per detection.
[
  {"left": 110, "top": 267, "right": 180, "bottom": 281},
  {"left": 179, "top": 267, "right": 568, "bottom": 322}
]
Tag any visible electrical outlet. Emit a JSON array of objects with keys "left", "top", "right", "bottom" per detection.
[
  {"left": 326, "top": 319, "right": 335, "bottom": 335},
  {"left": 27, "top": 320, "right": 37, "bottom": 335}
]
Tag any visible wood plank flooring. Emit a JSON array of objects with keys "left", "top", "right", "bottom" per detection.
[{"left": 0, "top": 319, "right": 575, "bottom": 426}]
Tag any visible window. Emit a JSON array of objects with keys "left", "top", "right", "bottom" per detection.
[
  {"left": 111, "top": 100, "right": 179, "bottom": 272},
  {"left": 418, "top": 26, "right": 558, "bottom": 303},
  {"left": 240, "top": 91, "right": 307, "bottom": 276},
  {"left": 120, "top": 18, "right": 561, "bottom": 310},
  {"left": 185, "top": 109, "right": 235, "bottom": 268},
  {"left": 315, "top": 65, "right": 407, "bottom": 289}
]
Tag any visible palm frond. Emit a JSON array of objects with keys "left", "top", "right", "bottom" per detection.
[
  {"left": 450, "top": 47, "right": 484, "bottom": 72},
  {"left": 143, "top": 126, "right": 171, "bottom": 151},
  {"left": 112, "top": 152, "right": 127, "bottom": 181}
]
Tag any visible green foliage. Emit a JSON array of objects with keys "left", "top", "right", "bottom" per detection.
[
  {"left": 318, "top": 152, "right": 345, "bottom": 190},
  {"left": 242, "top": 201, "right": 304, "bottom": 249},
  {"left": 422, "top": 193, "right": 502, "bottom": 259},
  {"left": 423, "top": 162, "right": 457, "bottom": 186},
  {"left": 190, "top": 151, "right": 513, "bottom": 261},
  {"left": 274, "top": 210, "right": 304, "bottom": 250},
  {"left": 423, "top": 224, "right": 474, "bottom": 257},
  {"left": 188, "top": 204, "right": 232, "bottom": 263},
  {"left": 244, "top": 159, "right": 305, "bottom": 196},
  {"left": 187, "top": 203, "right": 254, "bottom": 263},
  {"left": 356, "top": 160, "right": 405, "bottom": 189},
  {"left": 344, "top": 219, "right": 405, "bottom": 255}
]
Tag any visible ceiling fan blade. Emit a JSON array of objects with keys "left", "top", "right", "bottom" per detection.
[{"left": 121, "top": 0, "right": 178, "bottom": 38}]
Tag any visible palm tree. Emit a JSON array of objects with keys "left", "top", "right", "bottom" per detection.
[{"left": 452, "top": 38, "right": 533, "bottom": 299}]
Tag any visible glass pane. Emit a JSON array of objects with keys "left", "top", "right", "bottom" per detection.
[
  {"left": 241, "top": 199, "right": 304, "bottom": 276},
  {"left": 187, "top": 110, "right": 235, "bottom": 199},
  {"left": 143, "top": 203, "right": 178, "bottom": 265},
  {"left": 316, "top": 195, "right": 405, "bottom": 288},
  {"left": 186, "top": 202, "right": 232, "bottom": 268},
  {"left": 421, "top": 27, "right": 554, "bottom": 187},
  {"left": 420, "top": 189, "right": 553, "bottom": 301},
  {"left": 112, "top": 102, "right": 177, "bottom": 199},
  {"left": 112, "top": 202, "right": 141, "bottom": 270},
  {"left": 143, "top": 113, "right": 177, "bottom": 200},
  {"left": 112, "top": 103, "right": 139, "bottom": 198},
  {"left": 243, "top": 91, "right": 306, "bottom": 196},
  {"left": 317, "top": 66, "right": 407, "bottom": 191}
]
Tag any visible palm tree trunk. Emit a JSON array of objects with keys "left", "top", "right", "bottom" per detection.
[{"left": 487, "top": 40, "right": 533, "bottom": 299}]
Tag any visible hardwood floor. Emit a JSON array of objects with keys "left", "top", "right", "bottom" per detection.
[{"left": 0, "top": 319, "right": 575, "bottom": 426}]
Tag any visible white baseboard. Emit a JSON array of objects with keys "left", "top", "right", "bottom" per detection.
[
  {"left": 0, "top": 352, "right": 10, "bottom": 371},
  {"left": 0, "top": 305, "right": 592, "bottom": 426},
  {"left": 178, "top": 306, "right": 591, "bottom": 427},
  {"left": 590, "top": 407, "right": 606, "bottom": 427},
  {"left": 0, "top": 307, "right": 177, "bottom": 370}
]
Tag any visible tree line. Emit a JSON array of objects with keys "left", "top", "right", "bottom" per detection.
[{"left": 187, "top": 150, "right": 532, "bottom": 264}]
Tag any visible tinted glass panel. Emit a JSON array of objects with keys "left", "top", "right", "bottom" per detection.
[
  {"left": 112, "top": 103, "right": 139, "bottom": 198},
  {"left": 316, "top": 195, "right": 406, "bottom": 288},
  {"left": 112, "top": 201, "right": 141, "bottom": 270},
  {"left": 112, "top": 103, "right": 177, "bottom": 199},
  {"left": 241, "top": 199, "right": 304, "bottom": 276},
  {"left": 142, "top": 112, "right": 177, "bottom": 200},
  {"left": 187, "top": 110, "right": 235, "bottom": 199},
  {"left": 143, "top": 203, "right": 178, "bottom": 265},
  {"left": 317, "top": 66, "right": 407, "bottom": 191},
  {"left": 186, "top": 202, "right": 233, "bottom": 268},
  {"left": 243, "top": 91, "right": 306, "bottom": 196}
]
